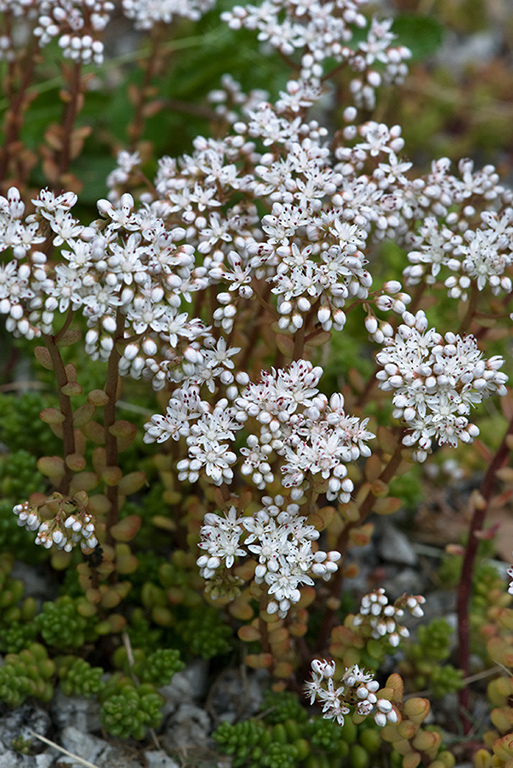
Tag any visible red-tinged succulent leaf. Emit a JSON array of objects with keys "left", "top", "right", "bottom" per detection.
[
  {"left": 245, "top": 653, "right": 273, "bottom": 669},
  {"left": 102, "top": 466, "right": 122, "bottom": 486},
  {"left": 34, "top": 346, "right": 53, "bottom": 370},
  {"left": 385, "top": 673, "right": 404, "bottom": 702},
  {"left": 37, "top": 455, "right": 65, "bottom": 480},
  {"left": 377, "top": 425, "right": 398, "bottom": 454},
  {"left": 238, "top": 625, "right": 261, "bottom": 643},
  {"left": 82, "top": 421, "right": 106, "bottom": 445},
  {"left": 109, "top": 420, "right": 137, "bottom": 438},
  {"left": 40, "top": 408, "right": 65, "bottom": 424},
  {"left": 373, "top": 496, "right": 402, "bottom": 515},
  {"left": 65, "top": 453, "right": 86, "bottom": 471},
  {"left": 402, "top": 752, "right": 421, "bottom": 768},
  {"left": 70, "top": 472, "right": 99, "bottom": 493},
  {"left": 56, "top": 329, "right": 82, "bottom": 347},
  {"left": 72, "top": 403, "right": 96, "bottom": 428},
  {"left": 110, "top": 514, "right": 142, "bottom": 542},
  {"left": 61, "top": 381, "right": 83, "bottom": 396},
  {"left": 403, "top": 697, "right": 430, "bottom": 725},
  {"left": 118, "top": 471, "right": 146, "bottom": 495},
  {"left": 365, "top": 454, "right": 382, "bottom": 482},
  {"left": 87, "top": 389, "right": 110, "bottom": 406}
]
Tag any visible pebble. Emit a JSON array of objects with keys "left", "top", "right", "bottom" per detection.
[
  {"left": 144, "top": 750, "right": 180, "bottom": 768},
  {"left": 159, "top": 660, "right": 208, "bottom": 718},
  {"left": 207, "top": 668, "right": 266, "bottom": 722},
  {"left": 10, "top": 563, "right": 56, "bottom": 605},
  {"left": 0, "top": 703, "right": 51, "bottom": 753},
  {"left": 51, "top": 688, "right": 101, "bottom": 734},
  {"left": 58, "top": 726, "right": 142, "bottom": 768},
  {"left": 161, "top": 703, "right": 211, "bottom": 751},
  {"left": 378, "top": 522, "right": 418, "bottom": 567},
  {"left": 0, "top": 753, "right": 53, "bottom": 768}
]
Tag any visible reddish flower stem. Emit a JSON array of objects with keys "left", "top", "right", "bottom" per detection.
[
  {"left": 128, "top": 23, "right": 165, "bottom": 148},
  {"left": 0, "top": 40, "right": 39, "bottom": 186},
  {"left": 42, "top": 329, "right": 76, "bottom": 496},
  {"left": 103, "top": 311, "right": 125, "bottom": 541},
  {"left": 58, "top": 61, "right": 83, "bottom": 180},
  {"left": 457, "top": 413, "right": 513, "bottom": 733}
]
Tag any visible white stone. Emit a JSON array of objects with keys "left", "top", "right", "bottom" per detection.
[{"left": 144, "top": 750, "right": 180, "bottom": 768}]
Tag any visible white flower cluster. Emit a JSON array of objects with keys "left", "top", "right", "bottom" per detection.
[
  {"left": 222, "top": 0, "right": 411, "bottom": 103},
  {"left": 0, "top": 0, "right": 115, "bottom": 64},
  {"left": 0, "top": 187, "right": 244, "bottom": 394},
  {"left": 196, "top": 497, "right": 341, "bottom": 616},
  {"left": 353, "top": 588, "right": 426, "bottom": 647},
  {"left": 122, "top": 0, "right": 215, "bottom": 29},
  {"left": 403, "top": 205, "right": 513, "bottom": 299},
  {"left": 3, "top": 0, "right": 513, "bottom": 614},
  {"left": 306, "top": 659, "right": 398, "bottom": 727},
  {"left": 13, "top": 497, "right": 98, "bottom": 553},
  {"left": 0, "top": 0, "right": 214, "bottom": 63},
  {"left": 374, "top": 310, "right": 507, "bottom": 462},
  {"left": 144, "top": 360, "right": 374, "bottom": 502}
]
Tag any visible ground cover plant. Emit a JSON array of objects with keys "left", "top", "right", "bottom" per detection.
[{"left": 1, "top": 0, "right": 513, "bottom": 766}]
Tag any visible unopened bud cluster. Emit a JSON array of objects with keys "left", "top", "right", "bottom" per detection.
[
  {"left": 13, "top": 494, "right": 97, "bottom": 553},
  {"left": 353, "top": 588, "right": 426, "bottom": 647}
]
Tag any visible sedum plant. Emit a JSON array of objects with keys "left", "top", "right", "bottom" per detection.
[{"left": 1, "top": 0, "right": 513, "bottom": 763}]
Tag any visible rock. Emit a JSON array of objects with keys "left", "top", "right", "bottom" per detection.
[
  {"left": 0, "top": 751, "right": 53, "bottom": 768},
  {"left": 34, "top": 757, "right": 54, "bottom": 768},
  {"left": 58, "top": 727, "right": 104, "bottom": 766},
  {"left": 144, "top": 750, "right": 180, "bottom": 768},
  {"left": 0, "top": 703, "right": 51, "bottom": 753},
  {"left": 419, "top": 589, "right": 456, "bottom": 622},
  {"left": 51, "top": 688, "right": 101, "bottom": 733},
  {"left": 159, "top": 660, "right": 208, "bottom": 718},
  {"left": 436, "top": 30, "right": 498, "bottom": 74},
  {"left": 10, "top": 562, "right": 56, "bottom": 605},
  {"left": 385, "top": 566, "right": 425, "bottom": 599},
  {"left": 0, "top": 753, "right": 36, "bottom": 768},
  {"left": 207, "top": 668, "right": 266, "bottom": 722},
  {"left": 342, "top": 537, "right": 378, "bottom": 595},
  {"left": 58, "top": 726, "right": 142, "bottom": 768},
  {"left": 378, "top": 523, "right": 418, "bottom": 567},
  {"left": 162, "top": 704, "right": 210, "bottom": 751}
]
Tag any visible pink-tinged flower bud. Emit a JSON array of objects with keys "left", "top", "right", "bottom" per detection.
[
  {"left": 317, "top": 306, "right": 331, "bottom": 324},
  {"left": 183, "top": 346, "right": 202, "bottom": 363}
]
